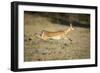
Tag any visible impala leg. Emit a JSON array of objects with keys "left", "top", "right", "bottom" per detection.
[
  {"left": 64, "top": 36, "right": 72, "bottom": 43},
  {"left": 68, "top": 38, "right": 72, "bottom": 41},
  {"left": 64, "top": 37, "right": 68, "bottom": 40}
]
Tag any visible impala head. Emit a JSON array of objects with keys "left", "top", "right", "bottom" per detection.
[
  {"left": 70, "top": 23, "right": 74, "bottom": 30},
  {"left": 64, "top": 23, "right": 74, "bottom": 34}
]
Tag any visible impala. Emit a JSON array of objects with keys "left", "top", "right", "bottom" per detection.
[{"left": 36, "top": 23, "right": 74, "bottom": 41}]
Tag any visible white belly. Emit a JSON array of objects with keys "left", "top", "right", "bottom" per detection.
[{"left": 49, "top": 36, "right": 61, "bottom": 40}]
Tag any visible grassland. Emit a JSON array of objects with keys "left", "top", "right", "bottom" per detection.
[{"left": 24, "top": 12, "right": 90, "bottom": 62}]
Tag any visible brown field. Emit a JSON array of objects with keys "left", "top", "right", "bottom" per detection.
[{"left": 24, "top": 12, "right": 90, "bottom": 62}]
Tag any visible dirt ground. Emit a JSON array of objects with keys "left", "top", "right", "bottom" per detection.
[{"left": 24, "top": 13, "right": 90, "bottom": 62}]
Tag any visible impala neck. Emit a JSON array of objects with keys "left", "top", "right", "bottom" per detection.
[
  {"left": 65, "top": 28, "right": 72, "bottom": 34},
  {"left": 65, "top": 23, "right": 74, "bottom": 34}
]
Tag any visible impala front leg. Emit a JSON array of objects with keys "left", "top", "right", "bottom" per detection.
[{"left": 64, "top": 36, "right": 72, "bottom": 42}]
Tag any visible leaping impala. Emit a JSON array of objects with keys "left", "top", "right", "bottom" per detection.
[{"left": 35, "top": 23, "right": 74, "bottom": 41}]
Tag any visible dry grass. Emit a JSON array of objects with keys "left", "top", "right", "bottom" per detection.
[{"left": 24, "top": 12, "right": 90, "bottom": 62}]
